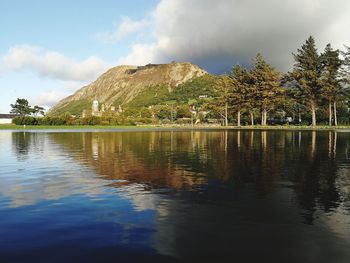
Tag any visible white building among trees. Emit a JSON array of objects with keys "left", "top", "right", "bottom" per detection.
[{"left": 0, "top": 114, "right": 16, "bottom": 124}]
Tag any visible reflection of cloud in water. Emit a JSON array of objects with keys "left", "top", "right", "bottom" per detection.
[
  {"left": 92, "top": 135, "right": 99, "bottom": 160},
  {"left": 117, "top": 184, "right": 168, "bottom": 215},
  {"left": 0, "top": 163, "right": 105, "bottom": 208},
  {"left": 0, "top": 132, "right": 161, "bottom": 211},
  {"left": 0, "top": 162, "right": 162, "bottom": 213},
  {"left": 2, "top": 131, "right": 350, "bottom": 261},
  {"left": 0, "top": 132, "right": 12, "bottom": 146}
]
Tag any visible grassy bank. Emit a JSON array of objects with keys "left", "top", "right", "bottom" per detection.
[
  {"left": 1, "top": 124, "right": 350, "bottom": 131},
  {"left": 0, "top": 124, "right": 144, "bottom": 130}
]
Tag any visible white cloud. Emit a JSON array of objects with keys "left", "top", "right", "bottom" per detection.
[
  {"left": 30, "top": 90, "right": 68, "bottom": 109},
  {"left": 1, "top": 45, "right": 112, "bottom": 81},
  {"left": 118, "top": 0, "right": 350, "bottom": 72},
  {"left": 97, "top": 16, "right": 150, "bottom": 43},
  {"left": 30, "top": 81, "right": 84, "bottom": 109}
]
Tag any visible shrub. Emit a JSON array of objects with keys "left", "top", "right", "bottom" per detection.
[
  {"left": 100, "top": 121, "right": 110, "bottom": 125},
  {"left": 50, "top": 117, "right": 66, "bottom": 125},
  {"left": 133, "top": 117, "right": 155, "bottom": 125},
  {"left": 176, "top": 118, "right": 192, "bottom": 125},
  {"left": 12, "top": 116, "right": 39, "bottom": 125},
  {"left": 161, "top": 118, "right": 171, "bottom": 124},
  {"left": 40, "top": 116, "right": 66, "bottom": 125},
  {"left": 176, "top": 105, "right": 191, "bottom": 118}
]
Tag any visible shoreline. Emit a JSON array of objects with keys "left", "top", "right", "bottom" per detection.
[{"left": 1, "top": 124, "right": 350, "bottom": 132}]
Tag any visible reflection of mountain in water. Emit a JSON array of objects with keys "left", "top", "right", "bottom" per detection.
[
  {"left": 48, "top": 131, "right": 350, "bottom": 220},
  {"left": 9, "top": 130, "right": 350, "bottom": 219},
  {"left": 49, "top": 131, "right": 218, "bottom": 189},
  {"left": 5, "top": 130, "right": 350, "bottom": 261}
]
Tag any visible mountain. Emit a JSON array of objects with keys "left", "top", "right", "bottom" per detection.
[{"left": 49, "top": 62, "right": 211, "bottom": 116}]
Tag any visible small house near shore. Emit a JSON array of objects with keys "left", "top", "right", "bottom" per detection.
[{"left": 0, "top": 114, "right": 16, "bottom": 124}]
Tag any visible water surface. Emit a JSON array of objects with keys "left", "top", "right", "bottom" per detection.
[{"left": 1, "top": 130, "right": 350, "bottom": 262}]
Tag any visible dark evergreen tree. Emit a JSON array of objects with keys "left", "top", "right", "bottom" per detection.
[
  {"left": 251, "top": 54, "right": 283, "bottom": 125},
  {"left": 32, "top": 105, "right": 46, "bottom": 117},
  {"left": 341, "top": 45, "right": 350, "bottom": 89},
  {"left": 289, "top": 36, "right": 322, "bottom": 126},
  {"left": 10, "top": 98, "right": 33, "bottom": 116},
  {"left": 320, "top": 43, "right": 343, "bottom": 126},
  {"left": 213, "top": 75, "right": 233, "bottom": 126},
  {"left": 230, "top": 65, "right": 250, "bottom": 126}
]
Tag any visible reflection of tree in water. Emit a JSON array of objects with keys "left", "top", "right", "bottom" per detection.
[
  {"left": 45, "top": 130, "right": 350, "bottom": 261},
  {"left": 226, "top": 130, "right": 346, "bottom": 224},
  {"left": 11, "top": 132, "right": 43, "bottom": 161},
  {"left": 291, "top": 131, "right": 342, "bottom": 224},
  {"left": 49, "top": 130, "right": 350, "bottom": 224},
  {"left": 201, "top": 130, "right": 347, "bottom": 225},
  {"left": 11, "top": 132, "right": 31, "bottom": 161},
  {"left": 49, "top": 132, "right": 223, "bottom": 189},
  {"left": 154, "top": 130, "right": 350, "bottom": 262}
]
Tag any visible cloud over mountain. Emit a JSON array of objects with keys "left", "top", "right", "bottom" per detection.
[
  {"left": 2, "top": 0, "right": 350, "bottom": 84},
  {"left": 119, "top": 0, "right": 350, "bottom": 72}
]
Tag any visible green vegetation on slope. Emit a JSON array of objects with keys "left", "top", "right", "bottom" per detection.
[
  {"left": 48, "top": 75, "right": 217, "bottom": 117},
  {"left": 170, "top": 75, "right": 218, "bottom": 103},
  {"left": 49, "top": 100, "right": 91, "bottom": 116},
  {"left": 125, "top": 75, "right": 218, "bottom": 108},
  {"left": 125, "top": 85, "right": 171, "bottom": 108}
]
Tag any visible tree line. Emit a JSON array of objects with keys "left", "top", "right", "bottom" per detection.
[{"left": 213, "top": 36, "right": 350, "bottom": 126}]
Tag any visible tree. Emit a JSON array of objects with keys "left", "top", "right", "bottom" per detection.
[
  {"left": 320, "top": 44, "right": 343, "bottom": 126},
  {"left": 139, "top": 107, "right": 152, "bottom": 118},
  {"left": 154, "top": 105, "right": 172, "bottom": 120},
  {"left": 32, "top": 105, "right": 46, "bottom": 117},
  {"left": 289, "top": 36, "right": 322, "bottom": 126},
  {"left": 230, "top": 65, "right": 250, "bottom": 126},
  {"left": 341, "top": 45, "right": 350, "bottom": 114},
  {"left": 176, "top": 105, "right": 191, "bottom": 118},
  {"left": 251, "top": 54, "right": 283, "bottom": 125},
  {"left": 242, "top": 70, "right": 259, "bottom": 126},
  {"left": 213, "top": 75, "right": 233, "bottom": 126},
  {"left": 10, "top": 98, "right": 32, "bottom": 116},
  {"left": 342, "top": 45, "right": 350, "bottom": 80}
]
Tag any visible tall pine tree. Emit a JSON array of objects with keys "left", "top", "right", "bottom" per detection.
[
  {"left": 341, "top": 45, "right": 350, "bottom": 86},
  {"left": 213, "top": 75, "right": 233, "bottom": 126},
  {"left": 320, "top": 43, "right": 343, "bottom": 126},
  {"left": 230, "top": 65, "right": 250, "bottom": 126},
  {"left": 251, "top": 54, "right": 282, "bottom": 125},
  {"left": 10, "top": 98, "right": 33, "bottom": 116},
  {"left": 289, "top": 36, "right": 322, "bottom": 126}
]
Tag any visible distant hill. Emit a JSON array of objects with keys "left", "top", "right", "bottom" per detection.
[{"left": 49, "top": 62, "right": 216, "bottom": 116}]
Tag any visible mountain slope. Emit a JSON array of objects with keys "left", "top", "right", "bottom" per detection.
[{"left": 50, "top": 62, "right": 208, "bottom": 116}]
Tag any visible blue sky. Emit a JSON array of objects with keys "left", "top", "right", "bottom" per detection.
[
  {"left": 1, "top": 0, "right": 156, "bottom": 57},
  {"left": 0, "top": 0, "right": 157, "bottom": 113},
  {"left": 1, "top": 0, "right": 350, "bottom": 113}
]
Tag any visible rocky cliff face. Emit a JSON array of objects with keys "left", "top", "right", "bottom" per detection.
[{"left": 50, "top": 62, "right": 207, "bottom": 115}]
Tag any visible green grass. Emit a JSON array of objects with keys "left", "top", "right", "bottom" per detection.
[
  {"left": 49, "top": 100, "right": 91, "bottom": 116},
  {"left": 0, "top": 124, "right": 142, "bottom": 130},
  {"left": 2, "top": 123, "right": 350, "bottom": 131},
  {"left": 126, "top": 85, "right": 171, "bottom": 108},
  {"left": 229, "top": 125, "right": 350, "bottom": 131},
  {"left": 170, "top": 75, "right": 217, "bottom": 103},
  {"left": 124, "top": 75, "right": 218, "bottom": 108}
]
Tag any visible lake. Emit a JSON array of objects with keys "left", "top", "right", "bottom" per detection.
[{"left": 0, "top": 130, "right": 350, "bottom": 262}]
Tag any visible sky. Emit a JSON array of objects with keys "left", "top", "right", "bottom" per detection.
[{"left": 1, "top": 0, "right": 350, "bottom": 113}]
